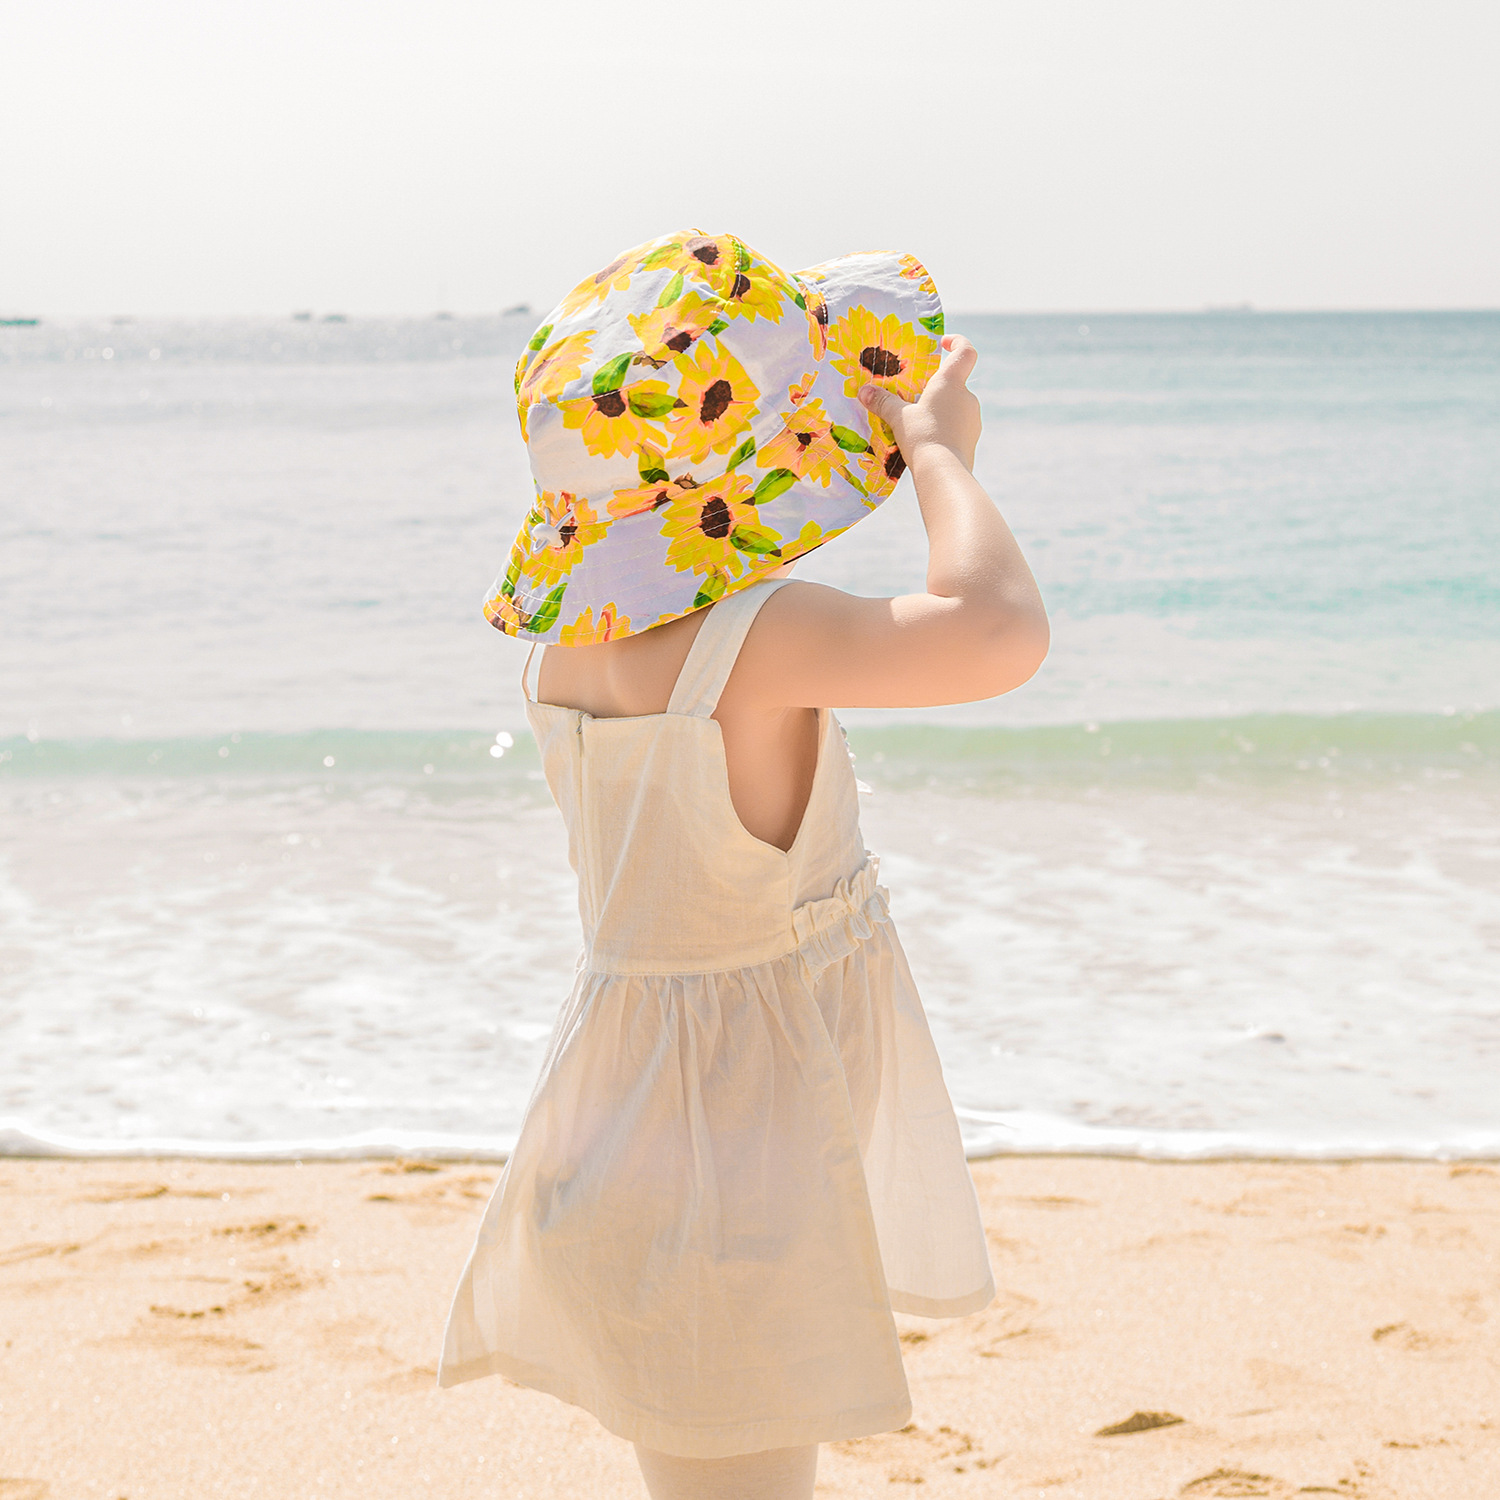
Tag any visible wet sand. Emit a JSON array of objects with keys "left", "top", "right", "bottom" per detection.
[{"left": 2, "top": 1156, "right": 1497, "bottom": 1498}]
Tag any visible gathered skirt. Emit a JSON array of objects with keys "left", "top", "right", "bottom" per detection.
[{"left": 437, "top": 869, "right": 993, "bottom": 1458}]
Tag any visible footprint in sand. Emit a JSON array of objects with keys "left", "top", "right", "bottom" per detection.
[
  {"left": 133, "top": 1327, "right": 274, "bottom": 1372},
  {"left": 1177, "top": 1468, "right": 1291, "bottom": 1497},
  {"left": 363, "top": 1166, "right": 496, "bottom": 1207},
  {"left": 1371, "top": 1321, "right": 1448, "bottom": 1352},
  {"left": 832, "top": 1422, "right": 996, "bottom": 1483},
  {"left": 0, "top": 1241, "right": 83, "bottom": 1269},
  {"left": 969, "top": 1289, "right": 1042, "bottom": 1358},
  {"left": 213, "top": 1219, "right": 313, "bottom": 1247}
]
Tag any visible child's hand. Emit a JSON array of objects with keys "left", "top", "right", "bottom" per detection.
[{"left": 859, "top": 334, "right": 981, "bottom": 473}]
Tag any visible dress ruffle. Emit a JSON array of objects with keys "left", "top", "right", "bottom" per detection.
[{"left": 791, "top": 854, "right": 890, "bottom": 976}]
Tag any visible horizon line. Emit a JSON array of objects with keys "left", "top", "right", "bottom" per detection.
[{"left": 5, "top": 304, "right": 1499, "bottom": 323}]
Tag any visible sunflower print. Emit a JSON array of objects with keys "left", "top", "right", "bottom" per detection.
[
  {"left": 720, "top": 256, "right": 786, "bottom": 323},
  {"left": 516, "top": 329, "right": 595, "bottom": 408},
  {"left": 785, "top": 517, "right": 842, "bottom": 560},
  {"left": 483, "top": 590, "right": 531, "bottom": 634},
  {"left": 516, "top": 490, "right": 609, "bottom": 590},
  {"left": 559, "top": 602, "right": 631, "bottom": 646},
  {"left": 659, "top": 471, "right": 775, "bottom": 580},
  {"left": 627, "top": 291, "right": 724, "bottom": 369},
  {"left": 486, "top": 236, "right": 945, "bottom": 645},
  {"left": 757, "top": 392, "right": 847, "bottom": 488},
  {"left": 559, "top": 380, "right": 684, "bottom": 459},
  {"left": 898, "top": 253, "right": 938, "bottom": 297},
  {"left": 666, "top": 340, "right": 760, "bottom": 464},
  {"left": 858, "top": 413, "right": 908, "bottom": 496},
  {"left": 555, "top": 241, "right": 659, "bottom": 317},
  {"left": 826, "top": 305, "right": 940, "bottom": 402},
  {"left": 607, "top": 471, "right": 701, "bottom": 520},
  {"left": 668, "top": 232, "right": 744, "bottom": 300}
]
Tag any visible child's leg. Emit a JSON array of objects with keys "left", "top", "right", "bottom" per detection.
[{"left": 633, "top": 1443, "right": 818, "bottom": 1500}]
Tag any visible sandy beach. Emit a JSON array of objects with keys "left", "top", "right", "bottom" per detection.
[{"left": 2, "top": 1157, "right": 1496, "bottom": 1498}]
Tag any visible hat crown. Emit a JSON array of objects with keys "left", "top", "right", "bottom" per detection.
[{"left": 513, "top": 231, "right": 812, "bottom": 420}]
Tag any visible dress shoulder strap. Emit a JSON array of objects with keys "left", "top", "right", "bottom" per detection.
[
  {"left": 667, "top": 579, "right": 793, "bottom": 718},
  {"left": 520, "top": 643, "right": 543, "bottom": 702}
]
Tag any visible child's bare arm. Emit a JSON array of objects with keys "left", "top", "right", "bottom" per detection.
[{"left": 735, "top": 335, "right": 1049, "bottom": 710}]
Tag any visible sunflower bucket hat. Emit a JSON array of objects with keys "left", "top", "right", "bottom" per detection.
[{"left": 486, "top": 228, "right": 945, "bottom": 645}]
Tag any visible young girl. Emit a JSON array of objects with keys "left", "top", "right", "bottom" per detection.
[{"left": 438, "top": 231, "right": 1048, "bottom": 1500}]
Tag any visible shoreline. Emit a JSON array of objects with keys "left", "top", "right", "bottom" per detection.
[
  {"left": 4, "top": 1155, "right": 1497, "bottom": 1497},
  {"left": 8, "top": 1119, "right": 1500, "bottom": 1166}
]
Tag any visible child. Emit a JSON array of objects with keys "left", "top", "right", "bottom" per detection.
[{"left": 438, "top": 230, "right": 1048, "bottom": 1500}]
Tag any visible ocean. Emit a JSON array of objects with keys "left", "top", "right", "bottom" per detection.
[{"left": 2, "top": 310, "right": 1497, "bottom": 1160}]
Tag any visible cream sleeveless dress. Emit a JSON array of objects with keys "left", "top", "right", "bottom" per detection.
[{"left": 437, "top": 579, "right": 994, "bottom": 1458}]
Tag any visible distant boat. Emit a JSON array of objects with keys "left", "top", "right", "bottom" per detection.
[
  {"left": 501, "top": 302, "right": 531, "bottom": 317},
  {"left": 291, "top": 311, "right": 313, "bottom": 321},
  {"left": 0, "top": 316, "right": 40, "bottom": 326},
  {"left": 433, "top": 310, "right": 455, "bottom": 320},
  {"left": 321, "top": 313, "right": 348, "bottom": 323}
]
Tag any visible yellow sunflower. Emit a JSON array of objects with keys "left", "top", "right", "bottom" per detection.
[
  {"left": 826, "top": 305, "right": 940, "bottom": 401},
  {"left": 607, "top": 471, "right": 700, "bottom": 520},
  {"left": 858, "top": 413, "right": 908, "bottom": 497},
  {"left": 719, "top": 257, "right": 787, "bottom": 323},
  {"left": 483, "top": 589, "right": 530, "bottom": 634},
  {"left": 627, "top": 291, "right": 724, "bottom": 368},
  {"left": 666, "top": 340, "right": 759, "bottom": 464},
  {"left": 898, "top": 253, "right": 939, "bottom": 296},
  {"left": 559, "top": 602, "right": 631, "bottom": 646},
  {"left": 517, "top": 490, "right": 609, "bottom": 590},
  {"left": 756, "top": 393, "right": 846, "bottom": 487},
  {"left": 669, "top": 232, "right": 742, "bottom": 299},
  {"left": 659, "top": 471, "right": 774, "bottom": 579},
  {"left": 791, "top": 284, "right": 829, "bottom": 359},
  {"left": 559, "top": 380, "right": 684, "bottom": 459},
  {"left": 516, "top": 329, "right": 595, "bottom": 407},
  {"left": 555, "top": 240, "right": 665, "bottom": 317}
]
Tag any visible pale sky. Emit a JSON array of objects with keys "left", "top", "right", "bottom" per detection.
[{"left": 4, "top": 0, "right": 1497, "bottom": 316}]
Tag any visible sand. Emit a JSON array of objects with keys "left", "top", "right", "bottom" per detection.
[{"left": 2, "top": 1156, "right": 1497, "bottom": 1499}]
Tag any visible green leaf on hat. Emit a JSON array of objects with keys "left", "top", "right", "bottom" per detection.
[
  {"left": 792, "top": 291, "right": 807, "bottom": 311},
  {"left": 919, "top": 312, "right": 945, "bottom": 336},
  {"left": 526, "top": 323, "right": 554, "bottom": 353},
  {"left": 725, "top": 436, "right": 756, "bottom": 471},
  {"left": 730, "top": 525, "right": 783, "bottom": 557},
  {"left": 628, "top": 390, "right": 683, "bottom": 420},
  {"left": 692, "top": 574, "right": 728, "bottom": 609},
  {"left": 655, "top": 272, "right": 684, "bottom": 308},
  {"left": 526, "top": 582, "right": 568, "bottom": 635},
  {"left": 751, "top": 468, "right": 797, "bottom": 505},
  {"left": 707, "top": 318, "right": 729, "bottom": 336},
  {"left": 641, "top": 242, "right": 680, "bottom": 270},
  {"left": 592, "top": 353, "right": 633, "bottom": 396},
  {"left": 637, "top": 446, "right": 670, "bottom": 484},
  {"left": 830, "top": 425, "right": 871, "bottom": 454}
]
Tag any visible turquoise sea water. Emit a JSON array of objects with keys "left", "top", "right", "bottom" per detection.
[{"left": 2, "top": 312, "right": 1497, "bottom": 1157}]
